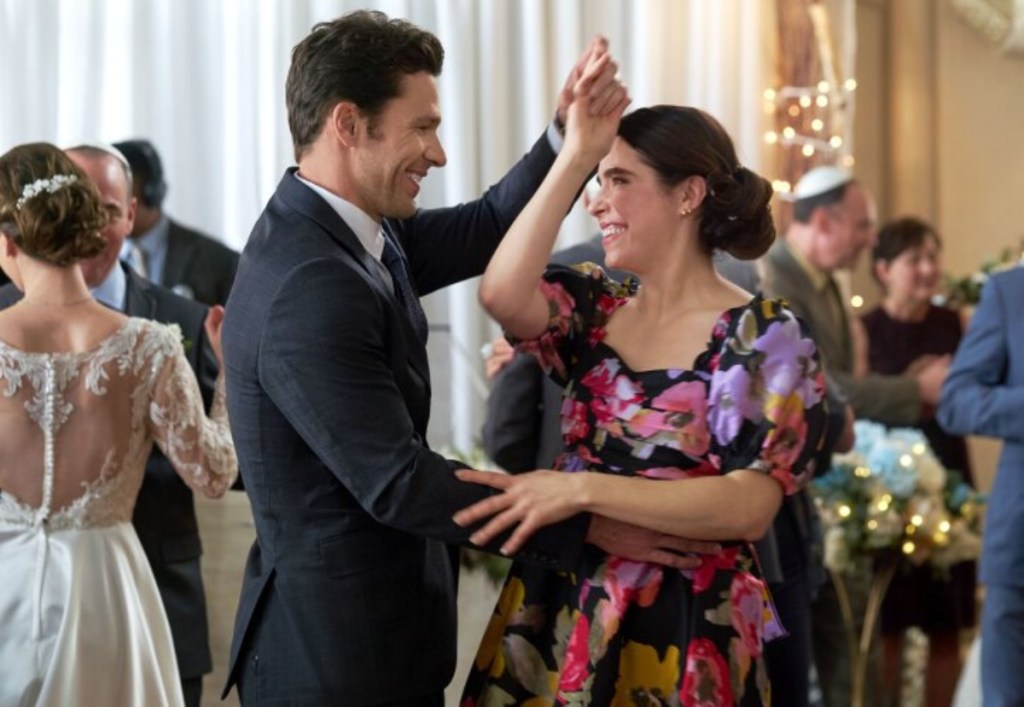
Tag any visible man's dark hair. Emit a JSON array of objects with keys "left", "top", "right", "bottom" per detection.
[
  {"left": 285, "top": 10, "right": 444, "bottom": 161},
  {"left": 792, "top": 182, "right": 853, "bottom": 224}
]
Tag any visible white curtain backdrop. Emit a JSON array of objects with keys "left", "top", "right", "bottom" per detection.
[{"left": 0, "top": 0, "right": 770, "bottom": 452}]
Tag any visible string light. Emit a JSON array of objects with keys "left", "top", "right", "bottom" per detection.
[
  {"left": 850, "top": 295, "right": 864, "bottom": 308},
  {"left": 761, "top": 20, "right": 856, "bottom": 195}
]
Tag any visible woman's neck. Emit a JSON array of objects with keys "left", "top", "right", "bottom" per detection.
[
  {"left": 881, "top": 295, "right": 929, "bottom": 323},
  {"left": 17, "top": 261, "right": 93, "bottom": 308}
]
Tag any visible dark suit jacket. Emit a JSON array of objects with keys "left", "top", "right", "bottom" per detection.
[
  {"left": 762, "top": 240, "right": 919, "bottom": 425},
  {"left": 938, "top": 268, "right": 1024, "bottom": 587},
  {"left": 0, "top": 264, "right": 218, "bottom": 679},
  {"left": 221, "top": 135, "right": 590, "bottom": 704},
  {"left": 161, "top": 218, "right": 240, "bottom": 306}
]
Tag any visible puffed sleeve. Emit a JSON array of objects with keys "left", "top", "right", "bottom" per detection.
[
  {"left": 144, "top": 322, "right": 238, "bottom": 497},
  {"left": 706, "top": 297, "right": 828, "bottom": 494},
  {"left": 511, "top": 262, "right": 634, "bottom": 387}
]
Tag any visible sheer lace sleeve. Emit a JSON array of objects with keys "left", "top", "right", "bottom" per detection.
[{"left": 145, "top": 324, "right": 237, "bottom": 497}]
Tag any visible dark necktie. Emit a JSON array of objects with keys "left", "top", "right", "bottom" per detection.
[{"left": 381, "top": 233, "right": 429, "bottom": 345}]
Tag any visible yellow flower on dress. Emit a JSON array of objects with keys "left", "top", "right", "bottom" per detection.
[
  {"left": 611, "top": 641, "right": 681, "bottom": 706},
  {"left": 475, "top": 577, "right": 527, "bottom": 674}
]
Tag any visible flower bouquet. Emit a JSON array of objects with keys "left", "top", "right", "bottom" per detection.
[
  {"left": 813, "top": 420, "right": 983, "bottom": 575},
  {"left": 939, "top": 242, "right": 1024, "bottom": 309},
  {"left": 811, "top": 420, "right": 984, "bottom": 707}
]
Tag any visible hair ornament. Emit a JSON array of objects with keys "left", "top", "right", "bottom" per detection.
[{"left": 16, "top": 174, "right": 78, "bottom": 210}]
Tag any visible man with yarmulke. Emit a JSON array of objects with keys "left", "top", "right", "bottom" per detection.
[{"left": 762, "top": 166, "right": 948, "bottom": 707}]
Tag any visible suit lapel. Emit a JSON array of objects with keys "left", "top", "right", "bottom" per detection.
[
  {"left": 161, "top": 222, "right": 195, "bottom": 289},
  {"left": 122, "top": 263, "right": 159, "bottom": 318},
  {"left": 275, "top": 171, "right": 432, "bottom": 392},
  {"left": 770, "top": 243, "right": 849, "bottom": 372}
]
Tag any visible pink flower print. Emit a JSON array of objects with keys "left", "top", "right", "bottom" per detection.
[
  {"left": 635, "top": 466, "right": 689, "bottom": 480},
  {"left": 560, "top": 398, "right": 591, "bottom": 445},
  {"left": 558, "top": 613, "right": 592, "bottom": 693},
  {"left": 761, "top": 392, "right": 809, "bottom": 492},
  {"left": 686, "top": 546, "right": 741, "bottom": 594},
  {"left": 637, "top": 459, "right": 721, "bottom": 480},
  {"left": 581, "top": 359, "right": 646, "bottom": 424},
  {"left": 680, "top": 638, "right": 734, "bottom": 707},
  {"left": 651, "top": 380, "right": 711, "bottom": 455},
  {"left": 729, "top": 573, "right": 767, "bottom": 659},
  {"left": 602, "top": 557, "right": 664, "bottom": 612},
  {"left": 518, "top": 332, "right": 567, "bottom": 380},
  {"left": 539, "top": 279, "right": 576, "bottom": 334},
  {"left": 711, "top": 311, "right": 733, "bottom": 342}
]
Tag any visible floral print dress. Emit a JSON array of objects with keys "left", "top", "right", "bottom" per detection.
[{"left": 462, "top": 264, "right": 828, "bottom": 707}]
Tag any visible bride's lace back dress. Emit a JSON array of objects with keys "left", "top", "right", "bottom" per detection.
[{"left": 0, "top": 317, "right": 237, "bottom": 707}]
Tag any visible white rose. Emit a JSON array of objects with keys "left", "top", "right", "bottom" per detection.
[
  {"left": 823, "top": 526, "right": 850, "bottom": 573},
  {"left": 916, "top": 453, "right": 947, "bottom": 494}
]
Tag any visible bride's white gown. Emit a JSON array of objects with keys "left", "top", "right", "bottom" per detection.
[{"left": 0, "top": 318, "right": 237, "bottom": 707}]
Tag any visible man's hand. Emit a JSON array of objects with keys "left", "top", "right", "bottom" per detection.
[
  {"left": 556, "top": 36, "right": 628, "bottom": 127},
  {"left": 483, "top": 336, "right": 515, "bottom": 380},
  {"left": 585, "top": 515, "right": 721, "bottom": 570},
  {"left": 204, "top": 305, "right": 225, "bottom": 368},
  {"left": 916, "top": 354, "right": 951, "bottom": 406}
]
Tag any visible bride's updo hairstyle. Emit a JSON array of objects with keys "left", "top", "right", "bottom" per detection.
[
  {"left": 617, "top": 106, "right": 775, "bottom": 260},
  {"left": 0, "top": 142, "right": 106, "bottom": 267}
]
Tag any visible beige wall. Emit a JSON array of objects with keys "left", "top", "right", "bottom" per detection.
[{"left": 853, "top": 0, "right": 1024, "bottom": 492}]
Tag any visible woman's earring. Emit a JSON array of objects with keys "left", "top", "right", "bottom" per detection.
[{"left": 681, "top": 206, "right": 693, "bottom": 217}]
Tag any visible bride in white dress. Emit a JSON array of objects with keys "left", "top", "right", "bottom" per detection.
[{"left": 0, "top": 143, "right": 237, "bottom": 706}]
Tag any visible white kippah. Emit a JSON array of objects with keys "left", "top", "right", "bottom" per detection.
[{"left": 793, "top": 165, "right": 853, "bottom": 201}]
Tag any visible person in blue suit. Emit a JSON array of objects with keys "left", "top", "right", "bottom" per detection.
[{"left": 938, "top": 266, "right": 1024, "bottom": 707}]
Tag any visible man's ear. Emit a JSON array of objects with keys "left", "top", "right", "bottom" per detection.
[{"left": 329, "top": 101, "right": 363, "bottom": 148}]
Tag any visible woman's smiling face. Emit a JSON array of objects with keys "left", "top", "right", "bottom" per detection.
[{"left": 587, "top": 138, "right": 684, "bottom": 274}]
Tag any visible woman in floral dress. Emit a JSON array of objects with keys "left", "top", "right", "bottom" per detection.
[{"left": 456, "top": 49, "right": 828, "bottom": 706}]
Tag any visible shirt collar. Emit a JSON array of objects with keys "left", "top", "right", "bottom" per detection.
[
  {"left": 119, "top": 214, "right": 169, "bottom": 261},
  {"left": 135, "top": 214, "right": 170, "bottom": 255},
  {"left": 91, "top": 261, "right": 128, "bottom": 310},
  {"left": 293, "top": 172, "right": 385, "bottom": 262}
]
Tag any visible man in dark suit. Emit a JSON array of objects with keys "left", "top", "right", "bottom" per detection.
[
  {"left": 112, "top": 138, "right": 239, "bottom": 306},
  {"left": 938, "top": 267, "right": 1024, "bottom": 706},
  {"left": 0, "top": 142, "right": 218, "bottom": 707},
  {"left": 221, "top": 12, "right": 704, "bottom": 706}
]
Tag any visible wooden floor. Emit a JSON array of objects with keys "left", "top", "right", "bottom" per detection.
[{"left": 194, "top": 493, "right": 499, "bottom": 707}]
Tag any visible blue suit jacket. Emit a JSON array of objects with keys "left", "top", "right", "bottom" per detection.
[
  {"left": 221, "top": 135, "right": 590, "bottom": 704},
  {"left": 938, "top": 267, "right": 1024, "bottom": 587}
]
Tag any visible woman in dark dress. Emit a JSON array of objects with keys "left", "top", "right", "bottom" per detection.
[
  {"left": 454, "top": 46, "right": 828, "bottom": 706},
  {"left": 861, "top": 217, "right": 975, "bottom": 707}
]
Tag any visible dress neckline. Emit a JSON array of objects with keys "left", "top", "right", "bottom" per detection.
[
  {"left": 593, "top": 294, "right": 763, "bottom": 376},
  {"left": 0, "top": 318, "right": 135, "bottom": 358}
]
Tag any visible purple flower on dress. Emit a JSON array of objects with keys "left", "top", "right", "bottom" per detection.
[
  {"left": 707, "top": 364, "right": 762, "bottom": 445},
  {"left": 753, "top": 317, "right": 823, "bottom": 407}
]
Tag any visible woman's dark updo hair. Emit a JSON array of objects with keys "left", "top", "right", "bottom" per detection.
[
  {"left": 0, "top": 142, "right": 107, "bottom": 267},
  {"left": 617, "top": 106, "right": 775, "bottom": 260}
]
